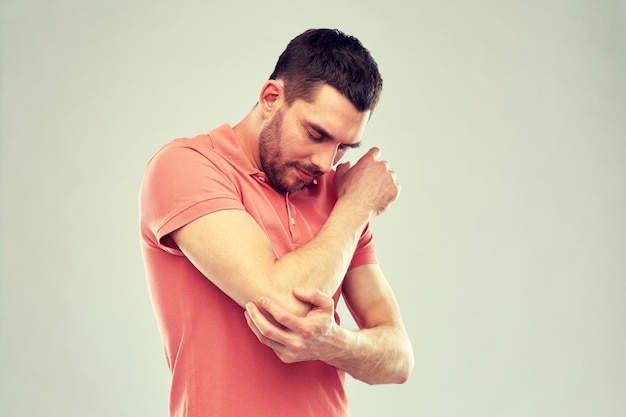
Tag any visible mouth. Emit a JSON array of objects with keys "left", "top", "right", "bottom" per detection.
[{"left": 295, "top": 167, "right": 317, "bottom": 183}]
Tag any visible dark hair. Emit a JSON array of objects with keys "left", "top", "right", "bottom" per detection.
[{"left": 269, "top": 28, "right": 383, "bottom": 112}]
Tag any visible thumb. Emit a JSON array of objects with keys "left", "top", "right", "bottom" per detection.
[
  {"left": 293, "top": 288, "right": 334, "bottom": 311},
  {"left": 365, "top": 147, "right": 381, "bottom": 160},
  {"left": 335, "top": 161, "right": 351, "bottom": 176}
]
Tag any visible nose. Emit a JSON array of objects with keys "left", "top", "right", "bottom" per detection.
[{"left": 310, "top": 143, "right": 339, "bottom": 173}]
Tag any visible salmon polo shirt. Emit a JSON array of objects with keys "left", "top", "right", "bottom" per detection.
[{"left": 139, "top": 124, "right": 378, "bottom": 417}]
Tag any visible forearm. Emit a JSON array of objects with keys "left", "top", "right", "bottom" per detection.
[
  {"left": 271, "top": 198, "right": 371, "bottom": 300},
  {"left": 244, "top": 286, "right": 414, "bottom": 383},
  {"left": 173, "top": 198, "right": 372, "bottom": 317},
  {"left": 326, "top": 325, "right": 414, "bottom": 385},
  {"left": 262, "top": 149, "right": 397, "bottom": 313}
]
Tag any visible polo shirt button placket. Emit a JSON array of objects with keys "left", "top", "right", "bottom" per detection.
[{"left": 284, "top": 194, "right": 299, "bottom": 241}]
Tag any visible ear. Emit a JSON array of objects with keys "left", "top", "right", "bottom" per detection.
[{"left": 258, "top": 80, "right": 285, "bottom": 119}]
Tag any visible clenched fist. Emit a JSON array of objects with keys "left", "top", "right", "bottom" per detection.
[{"left": 334, "top": 147, "right": 400, "bottom": 218}]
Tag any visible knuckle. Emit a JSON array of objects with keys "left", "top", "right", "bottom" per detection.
[
  {"left": 300, "top": 328, "right": 314, "bottom": 339},
  {"left": 258, "top": 327, "right": 276, "bottom": 339},
  {"left": 273, "top": 311, "right": 287, "bottom": 324},
  {"left": 291, "top": 341, "right": 305, "bottom": 353},
  {"left": 278, "top": 351, "right": 296, "bottom": 364}
]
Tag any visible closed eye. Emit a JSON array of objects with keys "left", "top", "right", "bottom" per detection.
[
  {"left": 306, "top": 130, "right": 324, "bottom": 142},
  {"left": 305, "top": 124, "right": 361, "bottom": 150},
  {"left": 340, "top": 142, "right": 361, "bottom": 150}
]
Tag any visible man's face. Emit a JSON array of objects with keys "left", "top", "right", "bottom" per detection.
[{"left": 259, "top": 84, "right": 370, "bottom": 193}]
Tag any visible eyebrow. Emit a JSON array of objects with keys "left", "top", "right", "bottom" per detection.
[{"left": 308, "top": 122, "right": 362, "bottom": 149}]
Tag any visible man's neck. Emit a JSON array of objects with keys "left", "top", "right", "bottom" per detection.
[{"left": 232, "top": 109, "right": 263, "bottom": 171}]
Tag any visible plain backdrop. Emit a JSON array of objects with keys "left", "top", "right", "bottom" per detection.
[{"left": 1, "top": 1, "right": 625, "bottom": 416}]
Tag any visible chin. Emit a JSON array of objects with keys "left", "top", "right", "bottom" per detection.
[
  {"left": 287, "top": 184, "right": 307, "bottom": 193},
  {"left": 271, "top": 180, "right": 304, "bottom": 194},
  {"left": 287, "top": 181, "right": 309, "bottom": 193}
]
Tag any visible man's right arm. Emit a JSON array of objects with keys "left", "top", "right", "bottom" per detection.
[{"left": 170, "top": 147, "right": 398, "bottom": 316}]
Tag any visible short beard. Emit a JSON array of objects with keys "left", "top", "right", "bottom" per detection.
[{"left": 258, "top": 109, "right": 307, "bottom": 194}]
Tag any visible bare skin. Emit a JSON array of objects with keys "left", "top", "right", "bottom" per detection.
[{"left": 171, "top": 80, "right": 413, "bottom": 384}]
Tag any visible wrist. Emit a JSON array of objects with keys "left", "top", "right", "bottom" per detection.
[
  {"left": 321, "top": 325, "right": 359, "bottom": 366},
  {"left": 332, "top": 196, "right": 373, "bottom": 228}
]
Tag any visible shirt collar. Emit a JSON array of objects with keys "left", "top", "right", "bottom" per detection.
[{"left": 207, "top": 123, "right": 261, "bottom": 177}]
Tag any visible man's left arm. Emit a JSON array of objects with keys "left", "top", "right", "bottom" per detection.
[{"left": 244, "top": 264, "right": 414, "bottom": 385}]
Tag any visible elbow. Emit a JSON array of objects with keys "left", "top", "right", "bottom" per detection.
[
  {"left": 392, "top": 340, "right": 415, "bottom": 385},
  {"left": 255, "top": 288, "right": 313, "bottom": 318},
  {"left": 360, "top": 365, "right": 412, "bottom": 386},
  {"left": 392, "top": 352, "right": 414, "bottom": 385},
  {"left": 394, "top": 360, "right": 413, "bottom": 384},
  {"left": 362, "top": 343, "right": 415, "bottom": 386}
]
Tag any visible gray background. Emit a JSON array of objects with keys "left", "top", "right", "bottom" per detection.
[{"left": 1, "top": 1, "right": 625, "bottom": 416}]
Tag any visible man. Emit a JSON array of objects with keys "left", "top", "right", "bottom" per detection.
[{"left": 140, "top": 28, "right": 413, "bottom": 417}]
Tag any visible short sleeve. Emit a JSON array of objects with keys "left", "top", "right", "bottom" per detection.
[
  {"left": 139, "top": 139, "right": 244, "bottom": 254},
  {"left": 348, "top": 223, "right": 378, "bottom": 270}
]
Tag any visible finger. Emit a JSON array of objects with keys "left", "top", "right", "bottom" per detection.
[
  {"left": 335, "top": 161, "right": 351, "bottom": 175},
  {"left": 356, "top": 147, "right": 380, "bottom": 164},
  {"left": 366, "top": 147, "right": 381, "bottom": 159},
  {"left": 244, "top": 309, "right": 265, "bottom": 340},
  {"left": 245, "top": 302, "right": 291, "bottom": 345},
  {"left": 245, "top": 310, "right": 301, "bottom": 363},
  {"left": 292, "top": 288, "right": 334, "bottom": 311},
  {"left": 245, "top": 310, "right": 289, "bottom": 354},
  {"left": 256, "top": 297, "right": 302, "bottom": 332}
]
